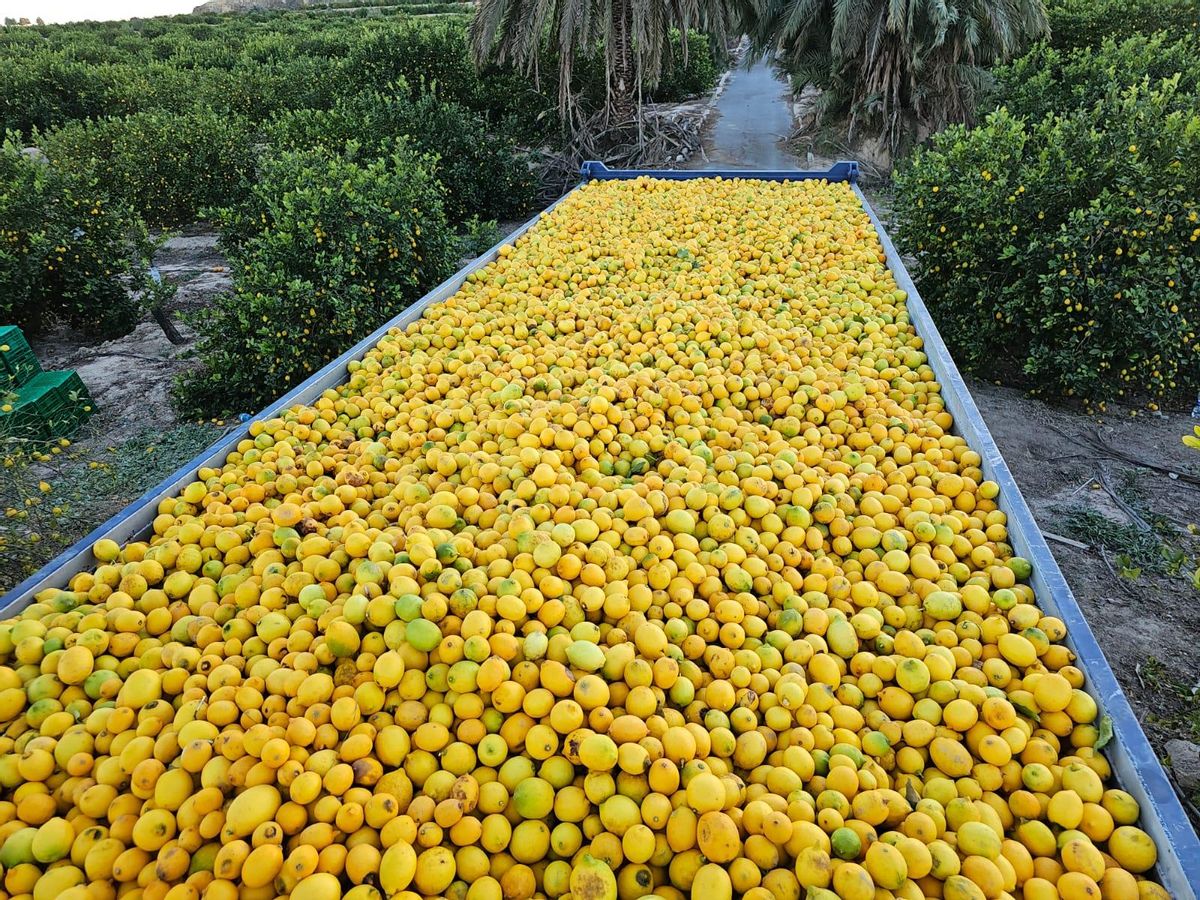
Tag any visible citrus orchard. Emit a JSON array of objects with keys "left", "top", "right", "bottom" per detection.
[{"left": 0, "top": 177, "right": 1166, "bottom": 900}]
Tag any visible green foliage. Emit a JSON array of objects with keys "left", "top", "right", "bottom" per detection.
[
  {"left": 0, "top": 15, "right": 554, "bottom": 138},
  {"left": 37, "top": 110, "right": 257, "bottom": 226},
  {"left": 175, "top": 145, "right": 458, "bottom": 417},
  {"left": 652, "top": 35, "right": 721, "bottom": 102},
  {"left": 893, "top": 82, "right": 1200, "bottom": 404},
  {"left": 1045, "top": 0, "right": 1198, "bottom": 50},
  {"left": 455, "top": 216, "right": 505, "bottom": 259},
  {"left": 265, "top": 92, "right": 536, "bottom": 224},
  {"left": 0, "top": 58, "right": 107, "bottom": 135},
  {"left": 991, "top": 33, "right": 1200, "bottom": 121},
  {"left": 557, "top": 32, "right": 722, "bottom": 109},
  {"left": 0, "top": 138, "right": 149, "bottom": 338},
  {"left": 345, "top": 19, "right": 551, "bottom": 130}
]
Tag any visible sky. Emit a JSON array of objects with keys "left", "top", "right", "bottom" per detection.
[{"left": 3, "top": 0, "right": 196, "bottom": 23}]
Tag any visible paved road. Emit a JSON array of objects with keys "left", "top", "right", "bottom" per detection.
[{"left": 699, "top": 57, "right": 798, "bottom": 170}]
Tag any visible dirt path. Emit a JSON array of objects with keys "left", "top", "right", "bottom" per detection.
[{"left": 694, "top": 58, "right": 806, "bottom": 170}]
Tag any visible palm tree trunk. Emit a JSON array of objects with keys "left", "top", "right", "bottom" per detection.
[{"left": 610, "top": 0, "right": 636, "bottom": 122}]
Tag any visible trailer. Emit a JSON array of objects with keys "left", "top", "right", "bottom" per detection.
[{"left": 4, "top": 162, "right": 1198, "bottom": 896}]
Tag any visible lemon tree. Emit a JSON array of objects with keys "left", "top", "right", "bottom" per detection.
[
  {"left": 894, "top": 79, "right": 1200, "bottom": 406},
  {"left": 37, "top": 109, "right": 257, "bottom": 228},
  {"left": 175, "top": 145, "right": 458, "bottom": 417},
  {"left": 264, "top": 92, "right": 535, "bottom": 226},
  {"left": 0, "top": 137, "right": 149, "bottom": 338}
]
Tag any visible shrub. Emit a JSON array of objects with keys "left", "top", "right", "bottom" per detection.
[
  {"left": 369, "top": 95, "right": 535, "bottom": 223},
  {"left": 0, "top": 17, "right": 552, "bottom": 138},
  {"left": 38, "top": 110, "right": 257, "bottom": 226},
  {"left": 651, "top": 34, "right": 721, "bottom": 102},
  {"left": 265, "top": 92, "right": 536, "bottom": 224},
  {"left": 0, "top": 137, "right": 149, "bottom": 338},
  {"left": 0, "top": 57, "right": 108, "bottom": 136},
  {"left": 208, "top": 57, "right": 350, "bottom": 120},
  {"left": 347, "top": 20, "right": 481, "bottom": 101},
  {"left": 1046, "top": 0, "right": 1198, "bottom": 50},
  {"left": 991, "top": 33, "right": 1200, "bottom": 121},
  {"left": 893, "top": 81, "right": 1200, "bottom": 405},
  {"left": 344, "top": 19, "right": 550, "bottom": 131},
  {"left": 359, "top": 24, "right": 552, "bottom": 131},
  {"left": 542, "top": 32, "right": 721, "bottom": 112},
  {"left": 175, "top": 145, "right": 458, "bottom": 416}
]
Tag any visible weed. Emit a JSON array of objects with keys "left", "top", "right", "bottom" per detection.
[
  {"left": 1056, "top": 507, "right": 1182, "bottom": 576},
  {"left": 455, "top": 217, "right": 506, "bottom": 261},
  {"left": 1056, "top": 466, "right": 1200, "bottom": 583}
]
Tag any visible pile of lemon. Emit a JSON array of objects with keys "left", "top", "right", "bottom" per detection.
[{"left": 0, "top": 177, "right": 1167, "bottom": 900}]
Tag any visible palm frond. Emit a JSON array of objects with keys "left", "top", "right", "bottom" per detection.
[
  {"left": 765, "top": 0, "right": 1048, "bottom": 148},
  {"left": 472, "top": 0, "right": 737, "bottom": 123}
]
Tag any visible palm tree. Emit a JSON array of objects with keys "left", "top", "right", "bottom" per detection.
[
  {"left": 470, "top": 0, "right": 735, "bottom": 124},
  {"left": 747, "top": 0, "right": 1048, "bottom": 151}
]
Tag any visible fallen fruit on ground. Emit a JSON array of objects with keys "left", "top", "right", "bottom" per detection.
[{"left": 0, "top": 177, "right": 1169, "bottom": 900}]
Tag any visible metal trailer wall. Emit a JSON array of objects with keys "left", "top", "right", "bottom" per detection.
[{"left": 4, "top": 162, "right": 1198, "bottom": 894}]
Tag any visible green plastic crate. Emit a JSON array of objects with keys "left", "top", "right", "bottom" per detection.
[
  {"left": 0, "top": 392, "right": 43, "bottom": 439},
  {"left": 0, "top": 370, "right": 93, "bottom": 440},
  {"left": 0, "top": 325, "right": 41, "bottom": 389},
  {"left": 36, "top": 370, "right": 93, "bottom": 438}
]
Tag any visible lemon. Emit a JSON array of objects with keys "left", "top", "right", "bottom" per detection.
[
  {"left": 924, "top": 590, "right": 963, "bottom": 620},
  {"left": 91, "top": 538, "right": 120, "bottom": 562},
  {"left": 1108, "top": 826, "right": 1158, "bottom": 873},
  {"left": 0, "top": 176, "right": 1167, "bottom": 900},
  {"left": 830, "top": 827, "right": 862, "bottom": 860},
  {"left": 405, "top": 618, "right": 441, "bottom": 651}
]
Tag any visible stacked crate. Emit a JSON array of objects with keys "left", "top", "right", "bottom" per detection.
[{"left": 0, "top": 326, "right": 93, "bottom": 440}]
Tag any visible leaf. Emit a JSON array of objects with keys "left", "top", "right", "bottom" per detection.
[
  {"left": 1012, "top": 701, "right": 1042, "bottom": 724},
  {"left": 904, "top": 779, "right": 920, "bottom": 809},
  {"left": 1095, "top": 714, "right": 1114, "bottom": 750}
]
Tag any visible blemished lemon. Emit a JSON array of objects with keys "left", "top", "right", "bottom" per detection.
[{"left": 0, "top": 177, "right": 1167, "bottom": 900}]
